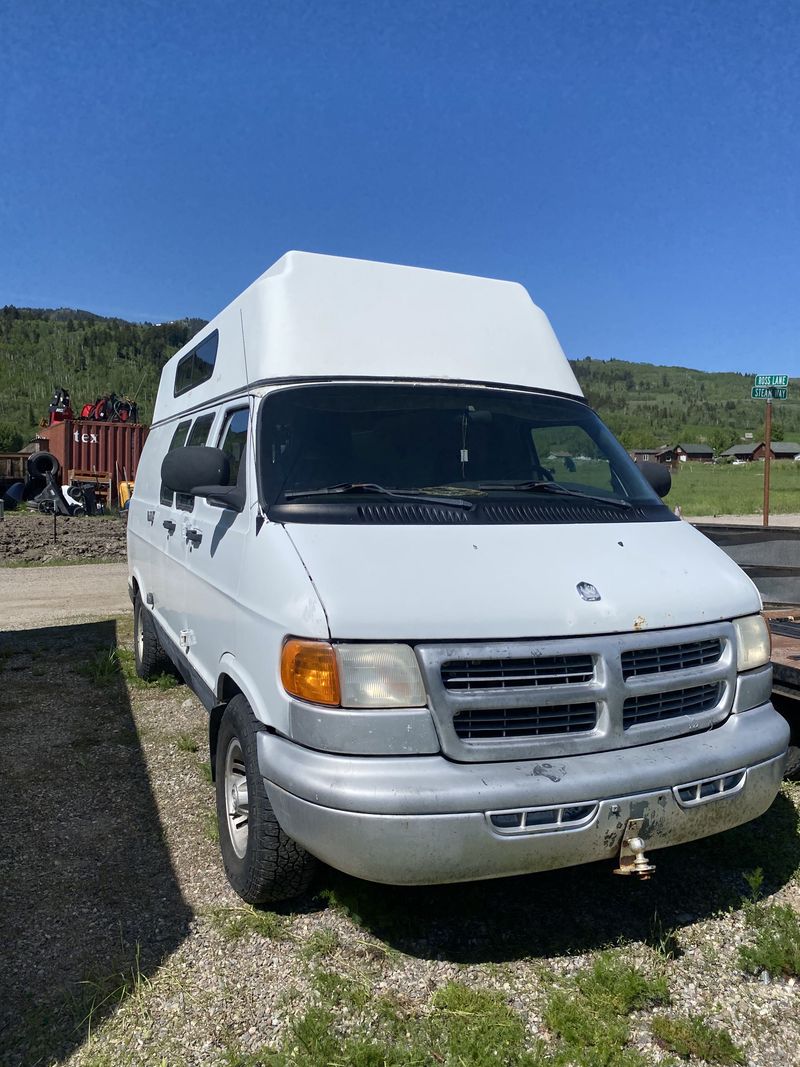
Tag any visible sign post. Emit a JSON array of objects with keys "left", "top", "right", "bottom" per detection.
[
  {"left": 763, "top": 399, "right": 772, "bottom": 528},
  {"left": 751, "top": 375, "right": 789, "bottom": 528}
]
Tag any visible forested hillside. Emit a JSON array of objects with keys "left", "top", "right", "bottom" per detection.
[
  {"left": 1, "top": 305, "right": 797, "bottom": 454},
  {"left": 0, "top": 306, "right": 206, "bottom": 450},
  {"left": 571, "top": 357, "right": 800, "bottom": 451}
]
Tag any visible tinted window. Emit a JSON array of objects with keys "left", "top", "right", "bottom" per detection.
[
  {"left": 176, "top": 413, "right": 216, "bottom": 511},
  {"left": 219, "top": 409, "right": 249, "bottom": 486},
  {"left": 173, "top": 332, "right": 219, "bottom": 397},
  {"left": 160, "top": 419, "right": 191, "bottom": 506},
  {"left": 259, "top": 384, "right": 664, "bottom": 515}
]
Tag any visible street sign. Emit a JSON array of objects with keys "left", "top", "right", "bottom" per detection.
[
  {"left": 754, "top": 374, "right": 789, "bottom": 387},
  {"left": 752, "top": 386, "right": 788, "bottom": 400}
]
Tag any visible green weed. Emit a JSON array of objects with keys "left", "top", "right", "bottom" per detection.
[
  {"left": 175, "top": 732, "right": 199, "bottom": 753},
  {"left": 207, "top": 905, "right": 290, "bottom": 942},
  {"left": 199, "top": 760, "right": 213, "bottom": 783},
  {"left": 81, "top": 647, "right": 120, "bottom": 685},
  {"left": 739, "top": 902, "right": 800, "bottom": 978},
  {"left": 651, "top": 1014, "right": 744, "bottom": 1064},
  {"left": 300, "top": 927, "right": 340, "bottom": 961},
  {"left": 203, "top": 812, "right": 220, "bottom": 844}
]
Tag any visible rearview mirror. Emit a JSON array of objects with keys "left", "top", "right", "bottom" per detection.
[
  {"left": 637, "top": 460, "right": 671, "bottom": 499},
  {"left": 161, "top": 446, "right": 230, "bottom": 494}
]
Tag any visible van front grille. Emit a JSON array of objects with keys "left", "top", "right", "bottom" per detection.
[
  {"left": 442, "top": 654, "right": 594, "bottom": 691},
  {"left": 621, "top": 639, "right": 722, "bottom": 678},
  {"left": 623, "top": 683, "right": 721, "bottom": 728},
  {"left": 415, "top": 623, "right": 734, "bottom": 763},
  {"left": 453, "top": 703, "right": 597, "bottom": 740}
]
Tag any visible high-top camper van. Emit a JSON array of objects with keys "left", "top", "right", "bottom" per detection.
[{"left": 128, "top": 252, "right": 788, "bottom": 902}]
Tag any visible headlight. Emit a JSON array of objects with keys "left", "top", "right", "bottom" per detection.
[
  {"left": 281, "top": 639, "right": 427, "bottom": 708},
  {"left": 336, "top": 643, "right": 426, "bottom": 707},
  {"left": 732, "top": 614, "right": 771, "bottom": 672}
]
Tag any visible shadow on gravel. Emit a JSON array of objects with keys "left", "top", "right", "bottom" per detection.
[
  {"left": 0, "top": 621, "right": 191, "bottom": 1067},
  {"left": 316, "top": 789, "right": 800, "bottom": 964}
]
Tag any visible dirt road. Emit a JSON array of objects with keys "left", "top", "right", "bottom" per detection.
[{"left": 0, "top": 561, "right": 130, "bottom": 631}]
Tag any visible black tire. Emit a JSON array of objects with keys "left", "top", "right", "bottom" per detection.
[
  {"left": 786, "top": 745, "right": 800, "bottom": 781},
  {"left": 215, "top": 694, "right": 316, "bottom": 904},
  {"left": 133, "top": 593, "right": 170, "bottom": 680},
  {"left": 27, "top": 451, "right": 60, "bottom": 479}
]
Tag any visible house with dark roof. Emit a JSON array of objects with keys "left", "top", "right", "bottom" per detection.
[
  {"left": 674, "top": 443, "right": 714, "bottom": 463},
  {"left": 720, "top": 441, "right": 800, "bottom": 461}
]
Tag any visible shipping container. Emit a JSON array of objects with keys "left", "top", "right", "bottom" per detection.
[{"left": 42, "top": 420, "right": 149, "bottom": 490}]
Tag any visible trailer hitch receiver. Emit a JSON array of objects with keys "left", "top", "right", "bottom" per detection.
[{"left": 613, "top": 818, "right": 656, "bottom": 879}]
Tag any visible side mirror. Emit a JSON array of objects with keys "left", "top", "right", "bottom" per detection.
[
  {"left": 638, "top": 460, "right": 671, "bottom": 499},
  {"left": 162, "top": 446, "right": 230, "bottom": 493},
  {"left": 161, "top": 447, "right": 246, "bottom": 511}
]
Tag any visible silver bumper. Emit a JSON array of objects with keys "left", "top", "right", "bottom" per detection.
[{"left": 258, "top": 704, "right": 789, "bottom": 885}]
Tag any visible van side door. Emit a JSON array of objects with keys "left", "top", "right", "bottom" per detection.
[{"left": 179, "top": 403, "right": 252, "bottom": 699}]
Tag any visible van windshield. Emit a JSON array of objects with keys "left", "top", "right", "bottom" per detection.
[{"left": 258, "top": 383, "right": 668, "bottom": 522}]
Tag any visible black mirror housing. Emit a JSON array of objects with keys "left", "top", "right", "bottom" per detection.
[
  {"left": 638, "top": 460, "right": 672, "bottom": 499},
  {"left": 161, "top": 446, "right": 230, "bottom": 494}
]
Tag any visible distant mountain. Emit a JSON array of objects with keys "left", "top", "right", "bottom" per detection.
[
  {"left": 570, "top": 357, "right": 800, "bottom": 452},
  {"left": 0, "top": 305, "right": 207, "bottom": 442},
  {"left": 0, "top": 305, "right": 794, "bottom": 455}
]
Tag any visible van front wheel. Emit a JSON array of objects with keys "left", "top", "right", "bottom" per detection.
[{"left": 215, "top": 694, "right": 316, "bottom": 903}]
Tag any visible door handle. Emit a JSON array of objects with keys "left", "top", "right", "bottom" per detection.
[
  {"left": 162, "top": 520, "right": 176, "bottom": 535},
  {"left": 185, "top": 528, "right": 203, "bottom": 546}
]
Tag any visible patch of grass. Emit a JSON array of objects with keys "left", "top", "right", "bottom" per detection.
[
  {"left": 739, "top": 902, "right": 800, "bottom": 978},
  {"left": 199, "top": 760, "right": 213, "bottom": 783},
  {"left": 647, "top": 909, "right": 683, "bottom": 960},
  {"left": 207, "top": 905, "right": 290, "bottom": 942},
  {"left": 175, "top": 732, "right": 199, "bottom": 753},
  {"left": 203, "top": 812, "right": 220, "bottom": 844},
  {"left": 544, "top": 952, "right": 669, "bottom": 1067},
  {"left": 116, "top": 646, "right": 179, "bottom": 690},
  {"left": 651, "top": 1014, "right": 745, "bottom": 1064},
  {"left": 300, "top": 927, "right": 340, "bottom": 961},
  {"left": 80, "top": 646, "right": 121, "bottom": 685}
]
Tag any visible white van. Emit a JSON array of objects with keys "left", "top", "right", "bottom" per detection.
[{"left": 127, "top": 252, "right": 789, "bottom": 902}]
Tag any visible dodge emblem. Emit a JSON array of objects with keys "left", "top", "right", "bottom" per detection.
[{"left": 577, "top": 582, "right": 601, "bottom": 602}]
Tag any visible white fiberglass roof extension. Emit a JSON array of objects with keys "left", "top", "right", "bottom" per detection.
[{"left": 153, "top": 252, "right": 581, "bottom": 424}]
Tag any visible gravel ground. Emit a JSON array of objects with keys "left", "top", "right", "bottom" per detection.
[
  {"left": 0, "top": 610, "right": 799, "bottom": 1066},
  {"left": 0, "top": 511, "right": 127, "bottom": 565}
]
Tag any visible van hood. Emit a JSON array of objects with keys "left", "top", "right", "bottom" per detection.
[{"left": 283, "top": 519, "right": 760, "bottom": 641}]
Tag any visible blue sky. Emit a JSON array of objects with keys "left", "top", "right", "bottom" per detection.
[{"left": 2, "top": 0, "right": 798, "bottom": 373}]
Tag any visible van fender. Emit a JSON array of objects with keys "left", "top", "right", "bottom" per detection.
[{"left": 210, "top": 653, "right": 274, "bottom": 780}]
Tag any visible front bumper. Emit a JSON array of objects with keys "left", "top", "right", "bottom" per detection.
[{"left": 259, "top": 703, "right": 789, "bottom": 885}]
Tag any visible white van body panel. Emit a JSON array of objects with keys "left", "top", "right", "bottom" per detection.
[
  {"left": 127, "top": 251, "right": 789, "bottom": 891},
  {"left": 284, "top": 519, "right": 762, "bottom": 641},
  {"left": 152, "top": 252, "right": 580, "bottom": 425}
]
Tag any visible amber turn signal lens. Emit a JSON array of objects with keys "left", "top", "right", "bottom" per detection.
[{"left": 281, "top": 639, "right": 340, "bottom": 706}]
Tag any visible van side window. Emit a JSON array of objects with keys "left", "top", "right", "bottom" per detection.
[
  {"left": 160, "top": 419, "right": 192, "bottom": 506},
  {"left": 173, "top": 332, "right": 219, "bottom": 397},
  {"left": 218, "top": 409, "right": 249, "bottom": 487},
  {"left": 176, "top": 412, "right": 217, "bottom": 511}
]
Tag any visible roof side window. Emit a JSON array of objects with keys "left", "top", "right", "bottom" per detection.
[
  {"left": 176, "top": 412, "right": 217, "bottom": 511},
  {"left": 160, "top": 419, "right": 192, "bottom": 506},
  {"left": 173, "top": 331, "right": 219, "bottom": 397},
  {"left": 218, "top": 408, "right": 249, "bottom": 488}
]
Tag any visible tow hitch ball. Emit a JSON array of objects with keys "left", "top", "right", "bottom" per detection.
[{"left": 613, "top": 818, "right": 656, "bottom": 879}]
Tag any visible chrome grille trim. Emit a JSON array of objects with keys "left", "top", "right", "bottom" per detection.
[
  {"left": 623, "top": 683, "right": 721, "bottom": 727},
  {"left": 453, "top": 702, "right": 597, "bottom": 740},
  {"left": 442, "top": 653, "right": 594, "bottom": 691},
  {"left": 621, "top": 638, "right": 722, "bottom": 678},
  {"left": 415, "top": 622, "right": 736, "bottom": 763}
]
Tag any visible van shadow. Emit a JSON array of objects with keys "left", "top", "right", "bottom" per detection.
[
  {"left": 0, "top": 621, "right": 191, "bottom": 1067},
  {"left": 315, "top": 791, "right": 800, "bottom": 964}
]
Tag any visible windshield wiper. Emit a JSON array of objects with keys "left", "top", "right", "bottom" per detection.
[
  {"left": 478, "top": 481, "right": 633, "bottom": 510},
  {"left": 283, "top": 483, "right": 474, "bottom": 510}
]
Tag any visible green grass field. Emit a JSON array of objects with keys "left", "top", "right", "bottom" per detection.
[{"left": 665, "top": 460, "right": 800, "bottom": 516}]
